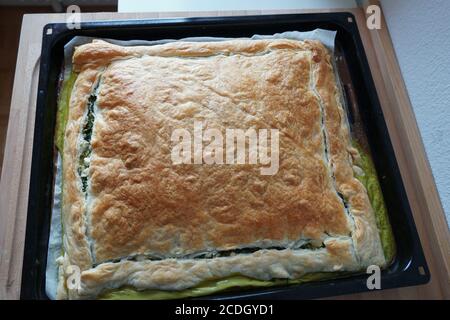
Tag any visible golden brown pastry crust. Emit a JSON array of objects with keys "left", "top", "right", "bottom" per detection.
[{"left": 58, "top": 39, "right": 384, "bottom": 299}]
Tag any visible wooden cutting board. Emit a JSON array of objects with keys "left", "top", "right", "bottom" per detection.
[{"left": 1, "top": 5, "right": 449, "bottom": 299}]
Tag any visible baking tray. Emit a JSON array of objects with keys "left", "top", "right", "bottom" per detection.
[{"left": 21, "top": 12, "right": 430, "bottom": 300}]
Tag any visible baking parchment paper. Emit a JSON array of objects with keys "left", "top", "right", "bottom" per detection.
[{"left": 46, "top": 29, "right": 343, "bottom": 299}]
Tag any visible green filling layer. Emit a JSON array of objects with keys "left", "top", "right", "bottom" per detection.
[
  {"left": 353, "top": 143, "right": 396, "bottom": 263},
  {"left": 99, "top": 273, "right": 348, "bottom": 300},
  {"left": 56, "top": 72, "right": 395, "bottom": 300},
  {"left": 55, "top": 71, "right": 78, "bottom": 153}
]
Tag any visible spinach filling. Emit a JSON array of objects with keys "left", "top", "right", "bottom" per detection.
[
  {"left": 99, "top": 242, "right": 325, "bottom": 266},
  {"left": 77, "top": 92, "right": 97, "bottom": 193}
]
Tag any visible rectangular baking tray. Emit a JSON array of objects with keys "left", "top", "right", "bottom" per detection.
[{"left": 21, "top": 12, "right": 430, "bottom": 300}]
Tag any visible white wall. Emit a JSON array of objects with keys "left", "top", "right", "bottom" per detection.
[
  {"left": 118, "top": 0, "right": 357, "bottom": 12},
  {"left": 381, "top": 0, "right": 450, "bottom": 227}
]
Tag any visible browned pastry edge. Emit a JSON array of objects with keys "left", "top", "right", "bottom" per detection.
[{"left": 311, "top": 44, "right": 384, "bottom": 266}]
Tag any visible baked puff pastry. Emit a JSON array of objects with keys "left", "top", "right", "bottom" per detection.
[{"left": 57, "top": 38, "right": 386, "bottom": 299}]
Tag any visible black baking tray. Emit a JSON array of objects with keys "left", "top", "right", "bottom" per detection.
[{"left": 21, "top": 12, "right": 430, "bottom": 300}]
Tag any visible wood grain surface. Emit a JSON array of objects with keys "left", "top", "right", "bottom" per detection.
[{"left": 0, "top": 6, "right": 449, "bottom": 299}]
